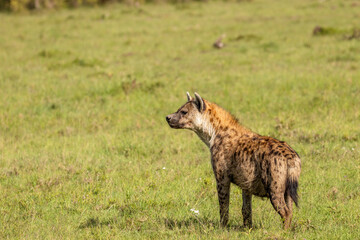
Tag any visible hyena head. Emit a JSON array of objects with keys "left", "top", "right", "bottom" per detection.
[
  {"left": 166, "top": 92, "right": 215, "bottom": 146},
  {"left": 166, "top": 92, "right": 206, "bottom": 130}
]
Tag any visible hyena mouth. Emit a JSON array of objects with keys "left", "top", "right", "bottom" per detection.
[
  {"left": 167, "top": 122, "right": 183, "bottom": 129},
  {"left": 166, "top": 115, "right": 183, "bottom": 129}
]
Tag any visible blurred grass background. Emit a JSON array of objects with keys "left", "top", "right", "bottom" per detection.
[{"left": 0, "top": 0, "right": 360, "bottom": 238}]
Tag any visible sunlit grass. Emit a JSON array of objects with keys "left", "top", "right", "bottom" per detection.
[{"left": 0, "top": 0, "right": 359, "bottom": 238}]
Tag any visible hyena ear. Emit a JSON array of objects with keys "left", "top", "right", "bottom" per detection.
[
  {"left": 186, "top": 92, "right": 193, "bottom": 102},
  {"left": 194, "top": 92, "right": 205, "bottom": 112}
]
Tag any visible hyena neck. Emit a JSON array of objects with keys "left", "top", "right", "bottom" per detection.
[
  {"left": 194, "top": 101, "right": 254, "bottom": 148},
  {"left": 194, "top": 114, "right": 216, "bottom": 148}
]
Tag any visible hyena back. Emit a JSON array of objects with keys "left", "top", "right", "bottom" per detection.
[{"left": 166, "top": 92, "right": 301, "bottom": 229}]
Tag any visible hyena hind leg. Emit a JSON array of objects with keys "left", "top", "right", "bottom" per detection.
[
  {"left": 242, "top": 191, "right": 252, "bottom": 228},
  {"left": 285, "top": 193, "right": 293, "bottom": 226},
  {"left": 269, "top": 193, "right": 292, "bottom": 229}
]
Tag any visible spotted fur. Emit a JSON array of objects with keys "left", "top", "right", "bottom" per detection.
[{"left": 166, "top": 92, "right": 301, "bottom": 229}]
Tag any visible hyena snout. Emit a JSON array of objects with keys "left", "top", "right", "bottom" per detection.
[
  {"left": 166, "top": 114, "right": 176, "bottom": 123},
  {"left": 166, "top": 113, "right": 177, "bottom": 128},
  {"left": 166, "top": 115, "right": 171, "bottom": 123},
  {"left": 166, "top": 113, "right": 184, "bottom": 129}
]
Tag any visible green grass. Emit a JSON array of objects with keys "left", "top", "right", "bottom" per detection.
[{"left": 1, "top": 0, "right": 360, "bottom": 238}]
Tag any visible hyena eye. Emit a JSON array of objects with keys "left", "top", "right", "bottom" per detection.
[{"left": 180, "top": 110, "right": 188, "bottom": 115}]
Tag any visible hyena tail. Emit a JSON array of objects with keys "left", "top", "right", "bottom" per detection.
[{"left": 286, "top": 158, "right": 301, "bottom": 207}]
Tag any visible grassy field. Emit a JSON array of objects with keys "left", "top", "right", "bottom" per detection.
[{"left": 1, "top": 0, "right": 360, "bottom": 238}]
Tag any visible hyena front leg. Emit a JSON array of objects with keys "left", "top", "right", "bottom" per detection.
[
  {"left": 242, "top": 191, "right": 252, "bottom": 228},
  {"left": 216, "top": 177, "right": 231, "bottom": 227}
]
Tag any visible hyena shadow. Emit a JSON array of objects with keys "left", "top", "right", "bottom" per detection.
[{"left": 163, "top": 217, "right": 251, "bottom": 231}]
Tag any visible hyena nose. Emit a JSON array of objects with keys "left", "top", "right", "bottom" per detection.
[{"left": 166, "top": 115, "right": 171, "bottom": 122}]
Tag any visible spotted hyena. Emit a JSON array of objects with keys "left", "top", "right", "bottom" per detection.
[{"left": 166, "top": 92, "right": 301, "bottom": 229}]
